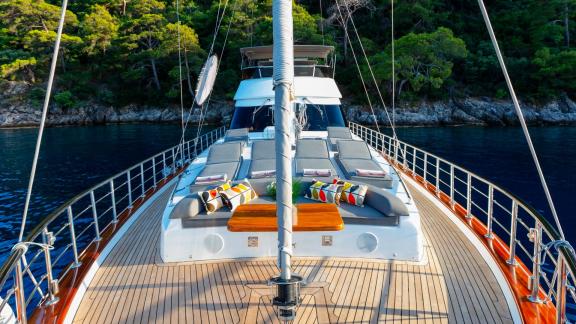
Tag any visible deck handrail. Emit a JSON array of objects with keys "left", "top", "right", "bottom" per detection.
[
  {"left": 0, "top": 126, "right": 226, "bottom": 323},
  {"left": 349, "top": 122, "right": 576, "bottom": 323}
]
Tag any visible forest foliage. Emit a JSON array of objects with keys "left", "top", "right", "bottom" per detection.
[{"left": 1, "top": 0, "right": 576, "bottom": 109}]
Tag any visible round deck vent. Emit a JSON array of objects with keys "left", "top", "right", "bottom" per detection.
[
  {"left": 204, "top": 234, "right": 224, "bottom": 254},
  {"left": 357, "top": 233, "right": 378, "bottom": 253}
]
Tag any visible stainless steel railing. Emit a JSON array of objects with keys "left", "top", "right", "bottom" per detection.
[
  {"left": 349, "top": 122, "right": 576, "bottom": 323},
  {"left": 0, "top": 126, "right": 226, "bottom": 323}
]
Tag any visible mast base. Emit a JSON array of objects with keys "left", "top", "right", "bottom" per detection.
[{"left": 270, "top": 275, "right": 304, "bottom": 321}]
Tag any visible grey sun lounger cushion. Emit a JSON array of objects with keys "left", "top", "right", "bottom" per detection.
[
  {"left": 197, "top": 162, "right": 240, "bottom": 180},
  {"left": 295, "top": 158, "right": 337, "bottom": 177},
  {"left": 249, "top": 159, "right": 276, "bottom": 177},
  {"left": 251, "top": 140, "right": 276, "bottom": 160},
  {"left": 327, "top": 126, "right": 353, "bottom": 150},
  {"left": 294, "top": 139, "right": 338, "bottom": 180},
  {"left": 295, "top": 139, "right": 330, "bottom": 159},
  {"left": 336, "top": 139, "right": 393, "bottom": 188},
  {"left": 206, "top": 142, "right": 243, "bottom": 164},
  {"left": 224, "top": 128, "right": 249, "bottom": 143},
  {"left": 194, "top": 142, "right": 243, "bottom": 182},
  {"left": 337, "top": 159, "right": 393, "bottom": 188},
  {"left": 337, "top": 139, "right": 372, "bottom": 160},
  {"left": 248, "top": 140, "right": 277, "bottom": 177}
]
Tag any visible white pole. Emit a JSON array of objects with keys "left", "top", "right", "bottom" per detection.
[
  {"left": 477, "top": 0, "right": 564, "bottom": 239},
  {"left": 19, "top": 0, "right": 69, "bottom": 242},
  {"left": 273, "top": 0, "right": 294, "bottom": 281}
]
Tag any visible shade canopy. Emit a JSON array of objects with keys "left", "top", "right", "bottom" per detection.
[{"left": 240, "top": 45, "right": 334, "bottom": 61}]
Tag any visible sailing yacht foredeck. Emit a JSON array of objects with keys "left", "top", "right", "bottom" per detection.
[
  {"left": 161, "top": 45, "right": 423, "bottom": 263},
  {"left": 1, "top": 0, "right": 575, "bottom": 323}
]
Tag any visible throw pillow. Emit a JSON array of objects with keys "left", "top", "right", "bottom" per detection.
[
  {"left": 305, "top": 179, "right": 343, "bottom": 205},
  {"left": 220, "top": 180, "right": 258, "bottom": 211},
  {"left": 332, "top": 178, "right": 368, "bottom": 207},
  {"left": 197, "top": 181, "right": 231, "bottom": 214}
]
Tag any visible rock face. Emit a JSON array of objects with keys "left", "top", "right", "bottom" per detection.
[
  {"left": 343, "top": 97, "right": 576, "bottom": 127},
  {"left": 2, "top": 81, "right": 576, "bottom": 127},
  {"left": 0, "top": 81, "right": 234, "bottom": 127}
]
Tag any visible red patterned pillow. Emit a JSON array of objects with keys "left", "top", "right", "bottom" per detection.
[
  {"left": 332, "top": 179, "right": 368, "bottom": 207},
  {"left": 305, "top": 179, "right": 343, "bottom": 205}
]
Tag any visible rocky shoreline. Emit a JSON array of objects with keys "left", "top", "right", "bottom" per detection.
[
  {"left": 2, "top": 82, "right": 576, "bottom": 128},
  {"left": 343, "top": 97, "right": 576, "bottom": 126}
]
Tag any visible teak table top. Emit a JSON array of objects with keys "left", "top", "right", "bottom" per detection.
[{"left": 227, "top": 203, "right": 344, "bottom": 232}]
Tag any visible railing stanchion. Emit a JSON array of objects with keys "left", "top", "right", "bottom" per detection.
[
  {"left": 171, "top": 147, "right": 176, "bottom": 173},
  {"left": 90, "top": 191, "right": 100, "bottom": 241},
  {"left": 42, "top": 229, "right": 59, "bottom": 305},
  {"left": 15, "top": 258, "right": 27, "bottom": 324},
  {"left": 110, "top": 180, "right": 118, "bottom": 223},
  {"left": 449, "top": 165, "right": 455, "bottom": 208},
  {"left": 435, "top": 158, "right": 440, "bottom": 196},
  {"left": 152, "top": 157, "right": 157, "bottom": 188},
  {"left": 466, "top": 173, "right": 472, "bottom": 225},
  {"left": 162, "top": 152, "right": 167, "bottom": 179},
  {"left": 140, "top": 164, "right": 145, "bottom": 197},
  {"left": 402, "top": 144, "right": 408, "bottom": 170},
  {"left": 506, "top": 201, "right": 518, "bottom": 265},
  {"left": 528, "top": 221, "right": 544, "bottom": 303},
  {"left": 423, "top": 154, "right": 428, "bottom": 184},
  {"left": 555, "top": 254, "right": 567, "bottom": 324},
  {"left": 127, "top": 170, "right": 133, "bottom": 207},
  {"left": 67, "top": 206, "right": 82, "bottom": 268},
  {"left": 485, "top": 185, "right": 494, "bottom": 239},
  {"left": 412, "top": 147, "right": 417, "bottom": 176}
]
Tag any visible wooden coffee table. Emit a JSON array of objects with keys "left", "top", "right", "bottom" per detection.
[{"left": 227, "top": 203, "right": 344, "bottom": 232}]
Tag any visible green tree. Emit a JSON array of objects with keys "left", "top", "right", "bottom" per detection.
[
  {"left": 81, "top": 5, "right": 119, "bottom": 55},
  {"left": 0, "top": 0, "right": 79, "bottom": 80},
  {"left": 159, "top": 22, "right": 203, "bottom": 96},
  {"left": 0, "top": 0, "right": 78, "bottom": 36},
  {"left": 533, "top": 47, "right": 576, "bottom": 96},
  {"left": 369, "top": 27, "right": 467, "bottom": 98},
  {"left": 121, "top": 0, "right": 167, "bottom": 90}
]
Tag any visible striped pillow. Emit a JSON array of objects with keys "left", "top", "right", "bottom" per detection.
[
  {"left": 305, "top": 179, "right": 343, "bottom": 205},
  {"left": 332, "top": 178, "right": 368, "bottom": 207},
  {"left": 197, "top": 181, "right": 232, "bottom": 214},
  {"left": 220, "top": 180, "right": 258, "bottom": 211}
]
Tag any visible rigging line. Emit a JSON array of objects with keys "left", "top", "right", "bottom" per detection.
[
  {"left": 19, "top": 0, "right": 69, "bottom": 242},
  {"left": 391, "top": 0, "right": 395, "bottom": 132},
  {"left": 193, "top": 0, "right": 239, "bottom": 145},
  {"left": 176, "top": 0, "right": 185, "bottom": 156},
  {"left": 174, "top": 0, "right": 235, "bottom": 162},
  {"left": 477, "top": 0, "right": 564, "bottom": 239},
  {"left": 320, "top": 0, "right": 325, "bottom": 45},
  {"left": 250, "top": 1, "right": 254, "bottom": 46},
  {"left": 193, "top": 0, "right": 234, "bottom": 139},
  {"left": 208, "top": 0, "right": 225, "bottom": 56},
  {"left": 342, "top": 0, "right": 397, "bottom": 139},
  {"left": 334, "top": 0, "right": 380, "bottom": 132}
]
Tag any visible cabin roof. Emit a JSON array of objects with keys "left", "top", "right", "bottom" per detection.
[{"left": 240, "top": 45, "right": 334, "bottom": 60}]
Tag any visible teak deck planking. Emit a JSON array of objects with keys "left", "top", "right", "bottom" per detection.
[{"left": 73, "top": 182, "right": 514, "bottom": 323}]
